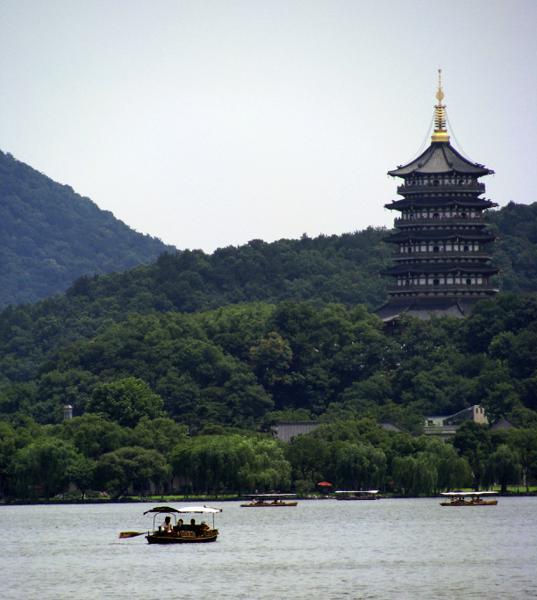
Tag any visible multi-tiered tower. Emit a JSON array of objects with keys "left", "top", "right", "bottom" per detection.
[{"left": 376, "top": 72, "right": 498, "bottom": 321}]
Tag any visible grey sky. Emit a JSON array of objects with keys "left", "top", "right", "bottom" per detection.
[{"left": 1, "top": 0, "right": 536, "bottom": 251}]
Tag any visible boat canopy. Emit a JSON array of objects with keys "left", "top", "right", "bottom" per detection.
[
  {"left": 144, "top": 505, "right": 222, "bottom": 515},
  {"left": 335, "top": 490, "right": 379, "bottom": 495},
  {"left": 144, "top": 506, "right": 182, "bottom": 514},
  {"left": 440, "top": 491, "right": 497, "bottom": 497},
  {"left": 244, "top": 493, "right": 297, "bottom": 499}
]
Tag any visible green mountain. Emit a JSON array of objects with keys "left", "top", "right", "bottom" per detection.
[
  {"left": 9, "top": 199, "right": 537, "bottom": 318},
  {"left": 2, "top": 145, "right": 536, "bottom": 316},
  {"left": 0, "top": 150, "right": 173, "bottom": 307},
  {"left": 0, "top": 154, "right": 536, "bottom": 424},
  {"left": 1, "top": 192, "right": 537, "bottom": 502},
  {"left": 1, "top": 200, "right": 536, "bottom": 384},
  {"left": 1, "top": 191, "right": 536, "bottom": 504}
]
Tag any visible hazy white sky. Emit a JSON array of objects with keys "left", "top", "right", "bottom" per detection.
[{"left": 1, "top": 0, "right": 536, "bottom": 251}]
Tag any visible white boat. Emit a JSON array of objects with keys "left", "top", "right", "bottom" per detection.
[{"left": 119, "top": 505, "right": 222, "bottom": 543}]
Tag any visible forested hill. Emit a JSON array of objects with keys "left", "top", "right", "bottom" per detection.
[
  {"left": 1, "top": 202, "right": 537, "bottom": 502},
  {"left": 0, "top": 150, "right": 173, "bottom": 308},
  {"left": 66, "top": 200, "right": 537, "bottom": 312},
  {"left": 487, "top": 201, "right": 537, "bottom": 292},
  {"left": 0, "top": 195, "right": 536, "bottom": 479},
  {"left": 2, "top": 142, "right": 536, "bottom": 315},
  {"left": 26, "top": 200, "right": 537, "bottom": 312},
  {"left": 0, "top": 201, "right": 536, "bottom": 370},
  {"left": 67, "top": 226, "right": 391, "bottom": 312}
]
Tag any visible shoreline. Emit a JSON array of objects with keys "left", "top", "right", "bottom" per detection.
[{"left": 2, "top": 490, "right": 536, "bottom": 506}]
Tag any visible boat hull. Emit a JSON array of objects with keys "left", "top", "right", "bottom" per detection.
[
  {"left": 240, "top": 502, "right": 297, "bottom": 507},
  {"left": 146, "top": 532, "right": 218, "bottom": 544},
  {"left": 440, "top": 500, "right": 498, "bottom": 506},
  {"left": 336, "top": 497, "right": 380, "bottom": 501}
]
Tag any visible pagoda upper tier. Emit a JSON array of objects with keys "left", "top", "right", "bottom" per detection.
[{"left": 375, "top": 71, "right": 499, "bottom": 322}]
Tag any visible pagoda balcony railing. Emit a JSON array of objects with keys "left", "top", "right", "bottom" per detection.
[
  {"left": 392, "top": 251, "right": 492, "bottom": 260},
  {"left": 393, "top": 216, "right": 485, "bottom": 227},
  {"left": 387, "top": 283, "right": 497, "bottom": 293},
  {"left": 397, "top": 183, "right": 485, "bottom": 195}
]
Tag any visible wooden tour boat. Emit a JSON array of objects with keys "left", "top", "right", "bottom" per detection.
[
  {"left": 440, "top": 491, "right": 498, "bottom": 506},
  {"left": 119, "top": 505, "right": 222, "bottom": 543},
  {"left": 335, "top": 490, "right": 380, "bottom": 501},
  {"left": 240, "top": 493, "right": 298, "bottom": 507}
]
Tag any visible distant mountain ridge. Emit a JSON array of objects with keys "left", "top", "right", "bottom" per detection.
[{"left": 0, "top": 150, "right": 173, "bottom": 307}]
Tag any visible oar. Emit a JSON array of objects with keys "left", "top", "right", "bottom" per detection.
[{"left": 119, "top": 530, "right": 148, "bottom": 539}]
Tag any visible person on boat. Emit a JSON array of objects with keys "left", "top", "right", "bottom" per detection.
[
  {"left": 189, "top": 518, "right": 201, "bottom": 534},
  {"left": 174, "top": 518, "right": 184, "bottom": 533},
  {"left": 162, "top": 516, "right": 173, "bottom": 533}
]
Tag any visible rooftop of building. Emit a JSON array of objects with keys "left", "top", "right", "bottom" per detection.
[
  {"left": 388, "top": 70, "right": 493, "bottom": 179},
  {"left": 388, "top": 141, "right": 493, "bottom": 178},
  {"left": 375, "top": 296, "right": 482, "bottom": 322}
]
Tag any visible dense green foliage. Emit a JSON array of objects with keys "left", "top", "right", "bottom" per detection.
[
  {"left": 488, "top": 201, "right": 537, "bottom": 293},
  {"left": 0, "top": 150, "right": 172, "bottom": 307},
  {"left": 2, "top": 294, "right": 537, "bottom": 429},
  {"left": 2, "top": 193, "right": 537, "bottom": 347},
  {"left": 1, "top": 158, "right": 537, "bottom": 501},
  {"left": 1, "top": 414, "right": 535, "bottom": 500},
  {"left": 1, "top": 292, "right": 537, "bottom": 499}
]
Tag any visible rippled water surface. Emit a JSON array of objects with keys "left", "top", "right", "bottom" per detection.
[{"left": 1, "top": 497, "right": 536, "bottom": 599}]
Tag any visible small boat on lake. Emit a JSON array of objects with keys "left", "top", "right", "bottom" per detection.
[
  {"left": 119, "top": 505, "right": 222, "bottom": 544},
  {"left": 335, "top": 490, "right": 380, "bottom": 501},
  {"left": 240, "top": 494, "right": 298, "bottom": 507},
  {"left": 440, "top": 491, "right": 498, "bottom": 506}
]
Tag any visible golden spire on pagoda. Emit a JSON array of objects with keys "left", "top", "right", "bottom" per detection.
[{"left": 431, "top": 68, "right": 450, "bottom": 143}]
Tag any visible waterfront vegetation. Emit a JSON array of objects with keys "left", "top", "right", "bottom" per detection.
[
  {"left": 1, "top": 289, "right": 537, "bottom": 501},
  {"left": 1, "top": 413, "right": 536, "bottom": 501}
]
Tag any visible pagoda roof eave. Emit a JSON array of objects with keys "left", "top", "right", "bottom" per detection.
[
  {"left": 385, "top": 230, "right": 496, "bottom": 243},
  {"left": 388, "top": 142, "right": 493, "bottom": 177},
  {"left": 385, "top": 198, "right": 498, "bottom": 210},
  {"left": 382, "top": 264, "right": 499, "bottom": 276},
  {"left": 374, "top": 297, "right": 490, "bottom": 321}
]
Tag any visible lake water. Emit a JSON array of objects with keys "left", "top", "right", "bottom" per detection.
[{"left": 1, "top": 497, "right": 536, "bottom": 599}]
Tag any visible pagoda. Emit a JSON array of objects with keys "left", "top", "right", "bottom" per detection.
[{"left": 376, "top": 71, "right": 498, "bottom": 321}]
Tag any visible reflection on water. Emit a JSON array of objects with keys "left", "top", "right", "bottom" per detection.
[{"left": 1, "top": 497, "right": 536, "bottom": 599}]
